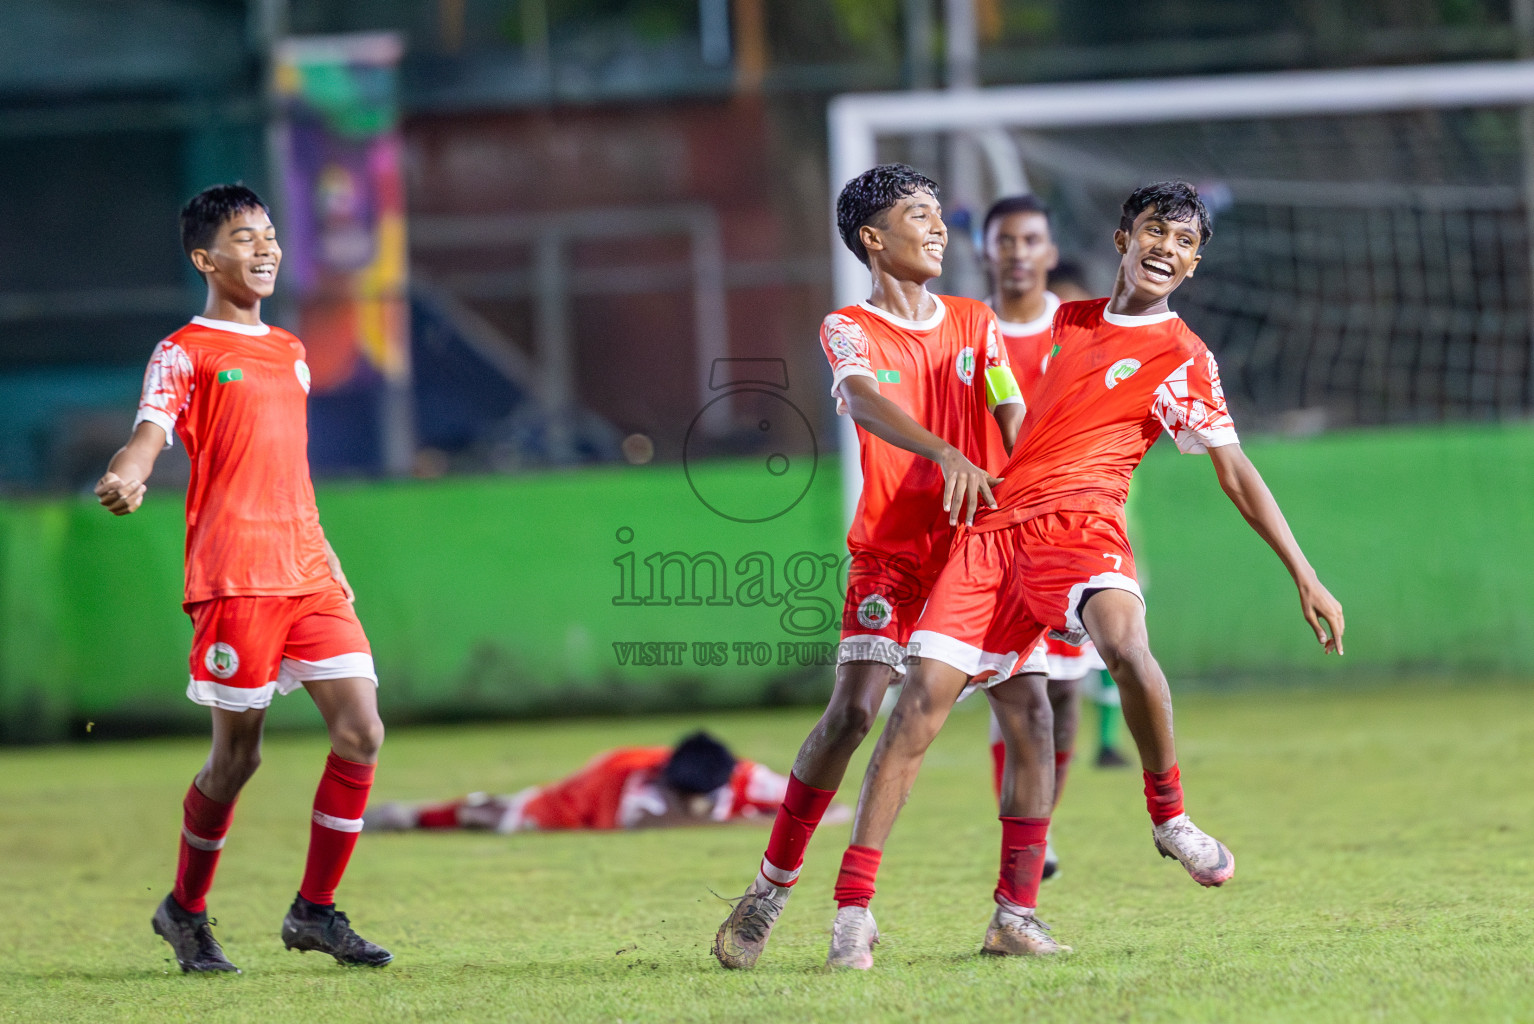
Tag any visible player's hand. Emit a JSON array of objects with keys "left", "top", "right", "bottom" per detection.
[
  {"left": 326, "top": 548, "right": 356, "bottom": 603},
  {"left": 1297, "top": 573, "right": 1344, "bottom": 655},
  {"left": 936, "top": 446, "right": 1002, "bottom": 527},
  {"left": 94, "top": 472, "right": 146, "bottom": 516}
]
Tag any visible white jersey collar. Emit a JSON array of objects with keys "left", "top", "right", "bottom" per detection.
[
  {"left": 993, "top": 291, "right": 1061, "bottom": 336},
  {"left": 191, "top": 315, "right": 271, "bottom": 337},
  {"left": 857, "top": 294, "right": 947, "bottom": 331},
  {"left": 1101, "top": 307, "right": 1180, "bottom": 327}
]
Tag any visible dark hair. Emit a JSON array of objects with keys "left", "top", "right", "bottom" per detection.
[
  {"left": 663, "top": 731, "right": 737, "bottom": 795},
  {"left": 982, "top": 193, "right": 1050, "bottom": 240},
  {"left": 836, "top": 164, "right": 940, "bottom": 266},
  {"left": 1049, "top": 257, "right": 1088, "bottom": 290},
  {"left": 1119, "top": 180, "right": 1211, "bottom": 246},
  {"left": 180, "top": 183, "right": 270, "bottom": 259}
]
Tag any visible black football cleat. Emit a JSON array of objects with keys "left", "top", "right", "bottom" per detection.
[
  {"left": 281, "top": 893, "right": 393, "bottom": 967},
  {"left": 151, "top": 893, "right": 241, "bottom": 974},
  {"left": 1095, "top": 745, "right": 1131, "bottom": 769}
]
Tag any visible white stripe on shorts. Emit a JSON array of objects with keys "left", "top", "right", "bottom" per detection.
[{"left": 276, "top": 651, "right": 378, "bottom": 695}]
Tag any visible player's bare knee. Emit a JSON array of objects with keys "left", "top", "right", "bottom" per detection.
[
  {"left": 822, "top": 696, "right": 878, "bottom": 747},
  {"left": 335, "top": 716, "right": 384, "bottom": 762}
]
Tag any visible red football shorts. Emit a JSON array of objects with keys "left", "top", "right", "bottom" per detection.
[
  {"left": 839, "top": 546, "right": 941, "bottom": 674},
  {"left": 910, "top": 509, "right": 1143, "bottom": 684},
  {"left": 186, "top": 587, "right": 375, "bottom": 712}
]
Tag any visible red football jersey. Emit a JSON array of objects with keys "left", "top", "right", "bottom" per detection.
[
  {"left": 974, "top": 298, "right": 1238, "bottom": 532},
  {"left": 520, "top": 747, "right": 786, "bottom": 830},
  {"left": 135, "top": 317, "right": 332, "bottom": 605},
  {"left": 993, "top": 290, "right": 1061, "bottom": 405},
  {"left": 820, "top": 295, "right": 1020, "bottom": 570}
]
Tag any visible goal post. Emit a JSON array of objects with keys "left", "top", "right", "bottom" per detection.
[{"left": 827, "top": 60, "right": 1534, "bottom": 522}]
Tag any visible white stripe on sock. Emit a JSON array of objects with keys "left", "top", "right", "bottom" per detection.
[
  {"left": 182, "top": 826, "right": 226, "bottom": 851},
  {"left": 312, "top": 810, "right": 364, "bottom": 833},
  {"left": 760, "top": 858, "right": 800, "bottom": 886}
]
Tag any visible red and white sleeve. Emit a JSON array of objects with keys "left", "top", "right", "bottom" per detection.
[
  {"left": 133, "top": 339, "right": 194, "bottom": 447},
  {"left": 819, "top": 313, "right": 876, "bottom": 415},
  {"left": 1151, "top": 347, "right": 1240, "bottom": 454}
]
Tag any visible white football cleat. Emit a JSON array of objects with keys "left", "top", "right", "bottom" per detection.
[
  {"left": 1152, "top": 813, "right": 1235, "bottom": 887},
  {"left": 825, "top": 905, "right": 879, "bottom": 969},
  {"left": 712, "top": 874, "right": 791, "bottom": 969},
  {"left": 981, "top": 905, "right": 1071, "bottom": 956}
]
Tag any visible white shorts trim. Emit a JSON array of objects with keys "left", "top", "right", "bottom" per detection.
[
  {"left": 1047, "top": 643, "right": 1107, "bottom": 680},
  {"left": 312, "top": 810, "right": 364, "bottom": 833},
  {"left": 277, "top": 652, "right": 377, "bottom": 694},
  {"left": 1057, "top": 572, "right": 1145, "bottom": 646},
  {"left": 187, "top": 678, "right": 277, "bottom": 712},
  {"left": 838, "top": 633, "right": 908, "bottom": 676},
  {"left": 908, "top": 629, "right": 1021, "bottom": 683}
]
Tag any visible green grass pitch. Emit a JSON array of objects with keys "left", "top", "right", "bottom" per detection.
[{"left": 3, "top": 680, "right": 1532, "bottom": 1022}]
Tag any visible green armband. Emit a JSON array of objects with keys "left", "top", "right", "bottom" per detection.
[{"left": 985, "top": 365, "right": 1022, "bottom": 411}]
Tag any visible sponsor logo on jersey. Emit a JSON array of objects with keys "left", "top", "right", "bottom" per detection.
[
  {"left": 955, "top": 346, "right": 975, "bottom": 386},
  {"left": 856, "top": 593, "right": 894, "bottom": 630},
  {"left": 875, "top": 369, "right": 901, "bottom": 383},
  {"left": 1104, "top": 358, "right": 1142, "bottom": 389},
  {"left": 295, "top": 360, "right": 311, "bottom": 393},
  {"left": 217, "top": 368, "right": 244, "bottom": 384},
  {"left": 204, "top": 642, "right": 240, "bottom": 680}
]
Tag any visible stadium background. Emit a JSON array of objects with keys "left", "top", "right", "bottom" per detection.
[{"left": 2, "top": 1, "right": 1531, "bottom": 742}]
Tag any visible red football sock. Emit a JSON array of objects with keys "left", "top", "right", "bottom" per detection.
[
  {"left": 833, "top": 845, "right": 883, "bottom": 908},
  {"left": 1144, "top": 764, "right": 1184, "bottom": 825},
  {"left": 1052, "top": 749, "right": 1073, "bottom": 809},
  {"left": 760, "top": 773, "right": 837, "bottom": 886},
  {"left": 416, "top": 802, "right": 461, "bottom": 829},
  {"left": 172, "top": 781, "right": 236, "bottom": 915},
  {"left": 299, "top": 752, "right": 375, "bottom": 906},
  {"left": 995, "top": 816, "right": 1050, "bottom": 910},
  {"left": 990, "top": 740, "right": 1005, "bottom": 801}
]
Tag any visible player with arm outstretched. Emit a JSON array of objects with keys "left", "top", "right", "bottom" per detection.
[
  {"left": 823, "top": 181, "right": 1346, "bottom": 967},
  {"left": 95, "top": 185, "right": 392, "bottom": 973},
  {"left": 711, "top": 164, "right": 1038, "bottom": 970}
]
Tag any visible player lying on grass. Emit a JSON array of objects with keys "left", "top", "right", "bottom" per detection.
[
  {"left": 822, "top": 180, "right": 1347, "bottom": 967},
  {"left": 363, "top": 731, "right": 846, "bottom": 833},
  {"left": 712, "top": 163, "right": 1045, "bottom": 970},
  {"left": 979, "top": 194, "right": 1132, "bottom": 882},
  {"left": 95, "top": 184, "right": 392, "bottom": 974}
]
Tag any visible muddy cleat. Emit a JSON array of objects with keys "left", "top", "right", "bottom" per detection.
[
  {"left": 1152, "top": 813, "right": 1235, "bottom": 887},
  {"left": 281, "top": 893, "right": 393, "bottom": 967},
  {"left": 825, "top": 906, "right": 879, "bottom": 970},
  {"left": 713, "top": 874, "right": 791, "bottom": 969},
  {"left": 981, "top": 905, "right": 1071, "bottom": 956},
  {"left": 151, "top": 893, "right": 241, "bottom": 973},
  {"left": 1041, "top": 833, "right": 1060, "bottom": 881}
]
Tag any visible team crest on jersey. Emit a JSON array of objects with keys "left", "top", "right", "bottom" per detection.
[
  {"left": 204, "top": 643, "right": 240, "bottom": 680},
  {"left": 295, "top": 360, "right": 311, "bottom": 394},
  {"left": 955, "top": 346, "right": 975, "bottom": 386},
  {"left": 857, "top": 593, "right": 894, "bottom": 630},
  {"left": 824, "top": 314, "right": 867, "bottom": 361},
  {"left": 1104, "top": 358, "right": 1142, "bottom": 389}
]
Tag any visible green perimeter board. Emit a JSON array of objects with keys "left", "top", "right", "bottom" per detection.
[{"left": 2, "top": 423, "right": 1532, "bottom": 741}]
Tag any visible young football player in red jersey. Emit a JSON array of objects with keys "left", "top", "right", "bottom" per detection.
[
  {"left": 712, "top": 164, "right": 1047, "bottom": 969},
  {"left": 95, "top": 184, "right": 392, "bottom": 973},
  {"left": 364, "top": 732, "right": 831, "bottom": 833},
  {"left": 980, "top": 194, "right": 1126, "bottom": 880},
  {"left": 822, "top": 181, "right": 1346, "bottom": 966}
]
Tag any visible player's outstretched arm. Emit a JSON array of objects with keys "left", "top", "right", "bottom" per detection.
[
  {"left": 94, "top": 421, "right": 166, "bottom": 516},
  {"left": 839, "top": 376, "right": 1002, "bottom": 526},
  {"left": 1208, "top": 443, "right": 1345, "bottom": 655}
]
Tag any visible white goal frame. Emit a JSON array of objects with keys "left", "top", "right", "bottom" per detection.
[{"left": 827, "top": 59, "right": 1534, "bottom": 522}]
